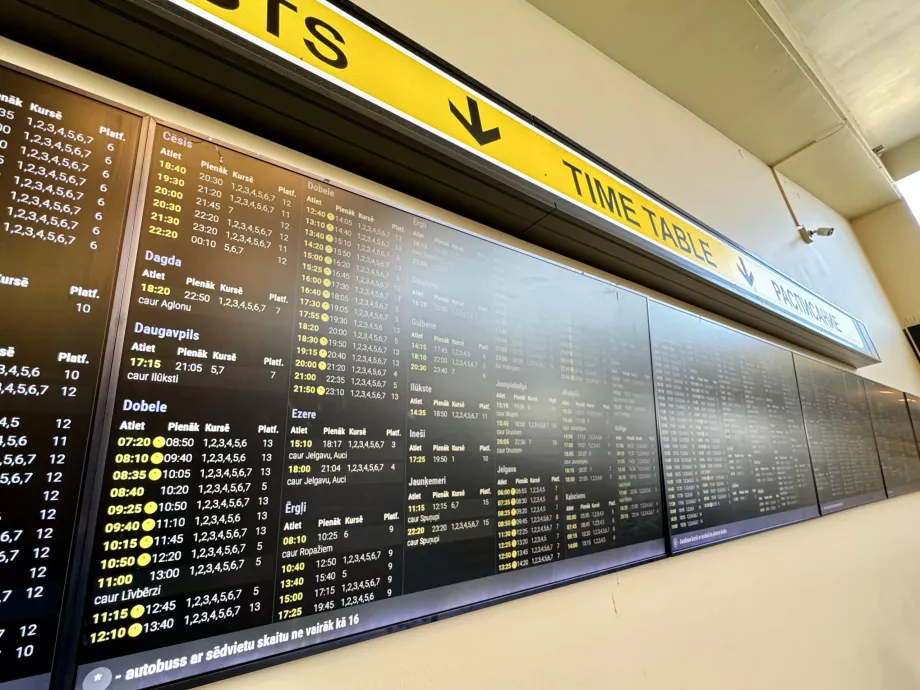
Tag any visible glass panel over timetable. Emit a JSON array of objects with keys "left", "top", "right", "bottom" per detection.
[
  {"left": 73, "top": 125, "right": 665, "bottom": 690},
  {"left": 0, "top": 65, "right": 142, "bottom": 690},
  {"left": 864, "top": 382, "right": 920, "bottom": 498},
  {"left": 793, "top": 355, "right": 886, "bottom": 513},
  {"left": 649, "top": 303, "right": 818, "bottom": 552}
]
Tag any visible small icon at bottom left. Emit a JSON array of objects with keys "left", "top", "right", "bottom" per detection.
[{"left": 82, "top": 667, "right": 113, "bottom": 690}]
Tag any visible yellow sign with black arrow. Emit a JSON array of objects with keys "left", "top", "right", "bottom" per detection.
[{"left": 161, "top": 0, "right": 868, "bottom": 351}]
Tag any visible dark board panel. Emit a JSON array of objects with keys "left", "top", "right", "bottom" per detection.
[
  {"left": 793, "top": 355, "right": 886, "bottom": 513},
  {"left": 70, "top": 124, "right": 665, "bottom": 690},
  {"left": 0, "top": 66, "right": 142, "bottom": 690},
  {"left": 907, "top": 395, "right": 920, "bottom": 456},
  {"left": 649, "top": 303, "right": 818, "bottom": 552},
  {"left": 865, "top": 383, "right": 920, "bottom": 497}
]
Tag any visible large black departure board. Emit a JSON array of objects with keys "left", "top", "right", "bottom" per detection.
[
  {"left": 649, "top": 304, "right": 818, "bottom": 552},
  {"left": 864, "top": 382, "right": 920, "bottom": 497},
  {"left": 0, "top": 66, "right": 142, "bottom": 690},
  {"left": 793, "top": 356, "right": 886, "bottom": 513},
  {"left": 70, "top": 124, "right": 665, "bottom": 690}
]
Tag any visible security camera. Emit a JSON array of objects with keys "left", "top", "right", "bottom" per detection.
[{"left": 799, "top": 225, "right": 836, "bottom": 243}]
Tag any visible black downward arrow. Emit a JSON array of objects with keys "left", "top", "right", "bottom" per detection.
[
  {"left": 737, "top": 257, "right": 756, "bottom": 288},
  {"left": 449, "top": 96, "right": 501, "bottom": 146}
]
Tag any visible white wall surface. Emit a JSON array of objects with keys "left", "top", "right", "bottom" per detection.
[{"left": 4, "top": 0, "right": 920, "bottom": 687}]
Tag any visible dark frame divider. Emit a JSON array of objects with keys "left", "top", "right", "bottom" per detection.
[
  {"left": 644, "top": 299, "right": 675, "bottom": 556},
  {"left": 905, "top": 395, "right": 920, "bottom": 496},
  {"left": 52, "top": 117, "right": 160, "bottom": 690},
  {"left": 864, "top": 381, "right": 892, "bottom": 500},
  {"left": 907, "top": 394, "right": 920, "bottom": 458},
  {"left": 790, "top": 354, "right": 826, "bottom": 521}
]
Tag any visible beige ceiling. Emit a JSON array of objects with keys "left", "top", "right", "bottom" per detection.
[
  {"left": 773, "top": 0, "right": 920, "bottom": 151},
  {"left": 525, "top": 0, "right": 907, "bottom": 218}
]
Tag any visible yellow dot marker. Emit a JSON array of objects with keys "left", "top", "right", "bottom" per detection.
[
  {"left": 512, "top": 550, "right": 518, "bottom": 559},
  {"left": 320, "top": 337, "right": 328, "bottom": 345},
  {"left": 318, "top": 362, "right": 327, "bottom": 371},
  {"left": 142, "top": 519, "right": 155, "bottom": 532},
  {"left": 322, "top": 290, "right": 330, "bottom": 298},
  {"left": 511, "top": 508, "right": 517, "bottom": 516},
  {"left": 322, "top": 279, "right": 331, "bottom": 287},
  {"left": 327, "top": 212, "right": 334, "bottom": 220},
  {"left": 512, "top": 561, "right": 518, "bottom": 570},
  {"left": 143, "top": 502, "right": 158, "bottom": 515},
  {"left": 323, "top": 268, "right": 331, "bottom": 276},
  {"left": 150, "top": 452, "right": 163, "bottom": 465},
  {"left": 317, "top": 386, "right": 326, "bottom": 396},
  {"left": 137, "top": 553, "right": 151, "bottom": 567},
  {"left": 511, "top": 498, "right": 516, "bottom": 506},
  {"left": 512, "top": 519, "right": 517, "bottom": 526},
  {"left": 326, "top": 222, "right": 334, "bottom": 230},
  {"left": 511, "top": 529, "right": 517, "bottom": 537},
  {"left": 325, "top": 245, "right": 333, "bottom": 254},
  {"left": 130, "top": 605, "right": 145, "bottom": 619},
  {"left": 512, "top": 540, "right": 517, "bottom": 548},
  {"left": 128, "top": 623, "right": 142, "bottom": 638},
  {"left": 511, "top": 488, "right": 516, "bottom": 495},
  {"left": 140, "top": 536, "right": 153, "bottom": 549},
  {"left": 322, "top": 302, "right": 330, "bottom": 310},
  {"left": 321, "top": 314, "right": 329, "bottom": 322},
  {"left": 149, "top": 468, "right": 162, "bottom": 481},
  {"left": 325, "top": 234, "right": 333, "bottom": 242},
  {"left": 319, "top": 349, "right": 327, "bottom": 358},
  {"left": 152, "top": 437, "right": 166, "bottom": 449},
  {"left": 324, "top": 256, "right": 332, "bottom": 265}
]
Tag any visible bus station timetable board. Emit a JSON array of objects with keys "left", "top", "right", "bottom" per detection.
[
  {"left": 794, "top": 356, "right": 887, "bottom": 513},
  {"left": 70, "top": 121, "right": 666, "bottom": 690},
  {"left": 1, "top": 62, "right": 919, "bottom": 690}
]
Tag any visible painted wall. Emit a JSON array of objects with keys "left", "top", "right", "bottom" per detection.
[
  {"left": 853, "top": 200, "right": 920, "bottom": 327},
  {"left": 4, "top": 0, "right": 920, "bottom": 687}
]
